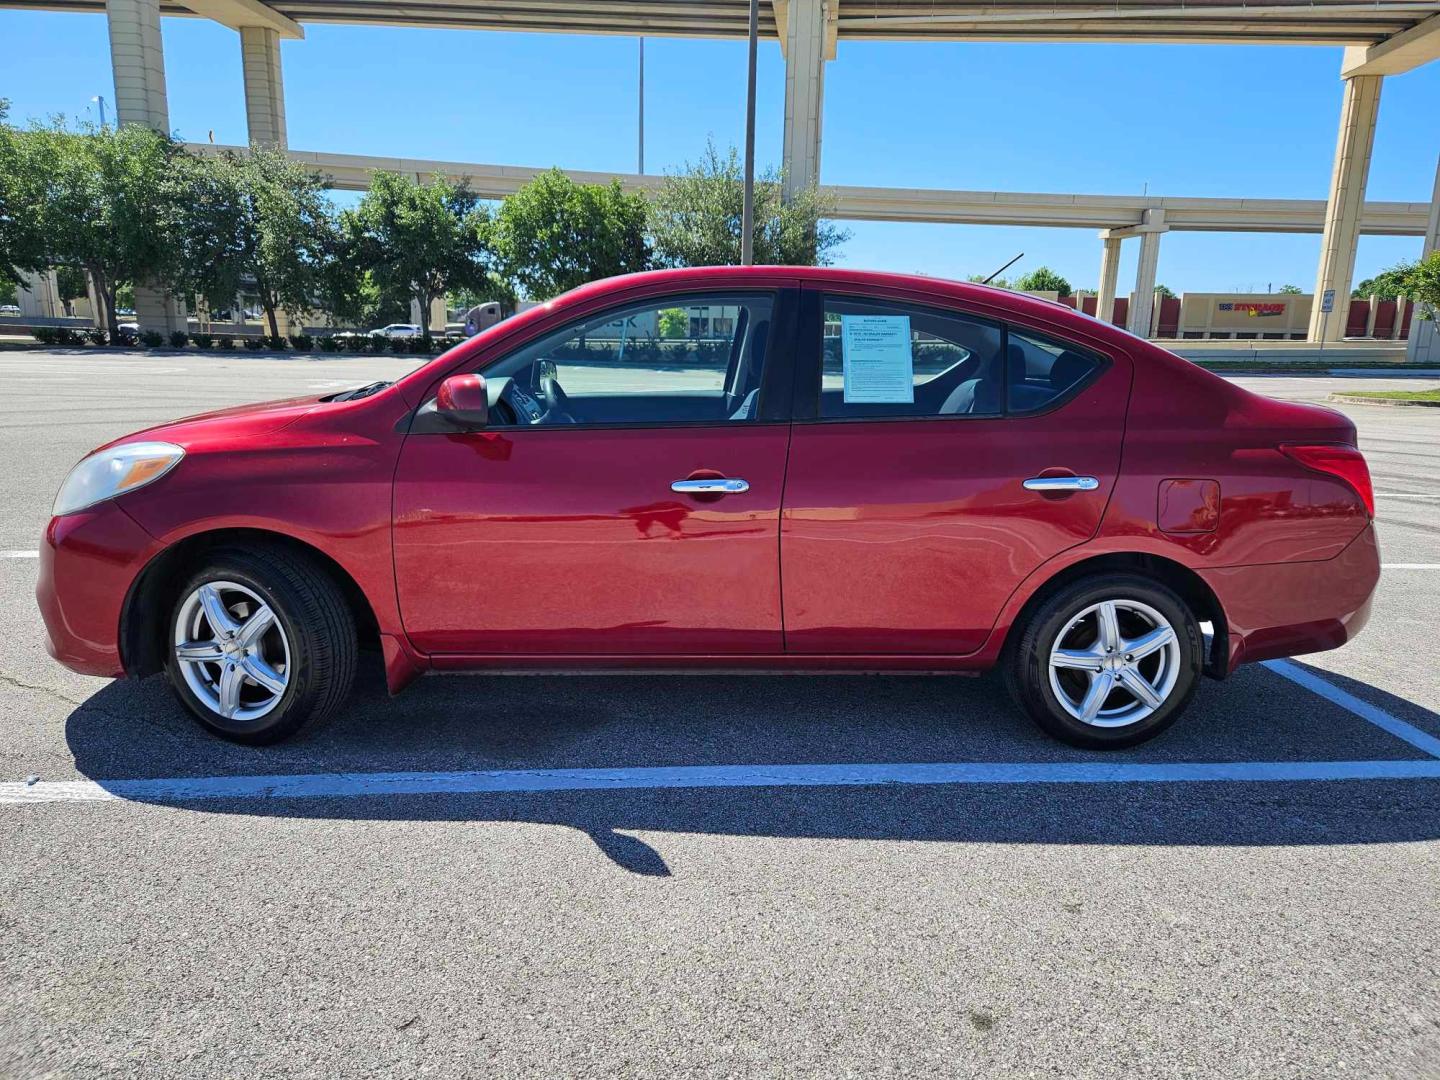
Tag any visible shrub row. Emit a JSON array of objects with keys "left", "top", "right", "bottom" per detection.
[{"left": 30, "top": 329, "right": 465, "bottom": 353}]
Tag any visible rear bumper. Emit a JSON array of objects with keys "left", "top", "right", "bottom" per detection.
[
  {"left": 36, "top": 503, "right": 160, "bottom": 678},
  {"left": 1199, "top": 523, "right": 1380, "bottom": 673}
]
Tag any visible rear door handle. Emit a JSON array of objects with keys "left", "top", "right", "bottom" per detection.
[
  {"left": 672, "top": 478, "right": 750, "bottom": 495},
  {"left": 1023, "top": 475, "right": 1099, "bottom": 492}
]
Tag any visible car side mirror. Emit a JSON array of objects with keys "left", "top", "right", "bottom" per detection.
[{"left": 436, "top": 373, "right": 489, "bottom": 429}]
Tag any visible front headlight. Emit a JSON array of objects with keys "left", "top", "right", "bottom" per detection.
[{"left": 52, "top": 441, "right": 185, "bottom": 517}]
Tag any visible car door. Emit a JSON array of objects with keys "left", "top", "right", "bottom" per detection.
[
  {"left": 393, "top": 286, "right": 797, "bottom": 656},
  {"left": 780, "top": 285, "right": 1131, "bottom": 654}
]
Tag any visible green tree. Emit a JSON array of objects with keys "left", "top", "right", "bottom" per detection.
[
  {"left": 0, "top": 101, "right": 51, "bottom": 285},
  {"left": 658, "top": 307, "right": 688, "bottom": 338},
  {"left": 1277, "top": 284, "right": 1303, "bottom": 294},
  {"left": 1153, "top": 284, "right": 1176, "bottom": 300},
  {"left": 22, "top": 120, "right": 181, "bottom": 339},
  {"left": 173, "top": 145, "right": 338, "bottom": 340},
  {"left": 1400, "top": 251, "right": 1440, "bottom": 320},
  {"left": 0, "top": 276, "right": 16, "bottom": 306},
  {"left": 1353, "top": 262, "right": 1415, "bottom": 299},
  {"left": 1013, "top": 266, "right": 1072, "bottom": 296},
  {"left": 343, "top": 170, "right": 491, "bottom": 347},
  {"left": 648, "top": 141, "right": 848, "bottom": 269},
  {"left": 491, "top": 168, "right": 650, "bottom": 300}
]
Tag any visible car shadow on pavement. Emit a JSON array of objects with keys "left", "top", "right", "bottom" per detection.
[{"left": 63, "top": 661, "right": 1440, "bottom": 875}]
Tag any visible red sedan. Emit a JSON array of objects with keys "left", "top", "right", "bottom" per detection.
[{"left": 37, "top": 268, "right": 1379, "bottom": 749}]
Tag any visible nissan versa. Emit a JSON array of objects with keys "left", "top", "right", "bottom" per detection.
[{"left": 37, "top": 267, "right": 1380, "bottom": 749}]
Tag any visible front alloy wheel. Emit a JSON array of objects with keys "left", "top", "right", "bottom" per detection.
[
  {"left": 173, "top": 581, "right": 291, "bottom": 723},
  {"left": 1008, "top": 574, "right": 1203, "bottom": 749},
  {"left": 163, "top": 546, "right": 357, "bottom": 744}
]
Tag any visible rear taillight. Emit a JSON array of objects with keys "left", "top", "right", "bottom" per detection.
[{"left": 1280, "top": 443, "right": 1374, "bottom": 517}]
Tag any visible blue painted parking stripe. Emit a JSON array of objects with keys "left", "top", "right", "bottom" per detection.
[
  {"left": 1263, "top": 659, "right": 1440, "bottom": 759},
  {"left": 4, "top": 758, "right": 1440, "bottom": 805}
]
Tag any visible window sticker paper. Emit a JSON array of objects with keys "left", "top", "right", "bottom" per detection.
[{"left": 841, "top": 314, "right": 914, "bottom": 404}]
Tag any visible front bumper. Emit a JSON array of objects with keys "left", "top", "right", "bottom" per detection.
[
  {"left": 1199, "top": 522, "right": 1380, "bottom": 673},
  {"left": 36, "top": 503, "right": 161, "bottom": 677}
]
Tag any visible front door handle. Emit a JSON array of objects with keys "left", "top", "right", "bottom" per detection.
[
  {"left": 672, "top": 478, "right": 750, "bottom": 495},
  {"left": 1023, "top": 475, "right": 1100, "bottom": 493}
]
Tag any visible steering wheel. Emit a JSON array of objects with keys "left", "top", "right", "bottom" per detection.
[{"left": 538, "top": 373, "right": 579, "bottom": 424}]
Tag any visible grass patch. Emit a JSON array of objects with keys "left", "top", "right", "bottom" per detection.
[{"left": 1335, "top": 387, "right": 1440, "bottom": 402}]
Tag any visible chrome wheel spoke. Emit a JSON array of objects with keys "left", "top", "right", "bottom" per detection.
[
  {"left": 176, "top": 640, "right": 224, "bottom": 663},
  {"left": 1125, "top": 625, "right": 1176, "bottom": 662},
  {"left": 235, "top": 604, "right": 276, "bottom": 650},
  {"left": 1117, "top": 667, "right": 1164, "bottom": 709},
  {"left": 1096, "top": 601, "right": 1121, "bottom": 654},
  {"left": 241, "top": 654, "right": 286, "bottom": 696},
  {"left": 216, "top": 661, "right": 244, "bottom": 719},
  {"left": 198, "top": 584, "right": 240, "bottom": 637},
  {"left": 1078, "top": 670, "right": 1115, "bottom": 722},
  {"left": 1052, "top": 648, "right": 1103, "bottom": 671}
]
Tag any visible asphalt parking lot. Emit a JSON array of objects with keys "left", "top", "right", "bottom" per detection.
[{"left": 1, "top": 350, "right": 1438, "bottom": 1079}]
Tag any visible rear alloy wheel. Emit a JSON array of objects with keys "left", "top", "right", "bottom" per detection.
[
  {"left": 164, "top": 547, "right": 357, "bottom": 744},
  {"left": 1008, "top": 574, "right": 1203, "bottom": 749}
]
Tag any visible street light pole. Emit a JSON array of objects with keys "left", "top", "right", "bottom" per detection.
[
  {"left": 91, "top": 95, "right": 107, "bottom": 129},
  {"left": 637, "top": 38, "right": 645, "bottom": 174},
  {"left": 740, "top": 0, "right": 758, "bottom": 265}
]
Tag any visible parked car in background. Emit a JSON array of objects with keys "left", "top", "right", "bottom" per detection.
[
  {"left": 370, "top": 323, "right": 421, "bottom": 339},
  {"left": 0, "top": 304, "right": 21, "bottom": 317},
  {"left": 37, "top": 267, "right": 1379, "bottom": 749}
]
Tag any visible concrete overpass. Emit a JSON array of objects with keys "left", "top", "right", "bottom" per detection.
[{"left": 7, "top": 0, "right": 1440, "bottom": 351}]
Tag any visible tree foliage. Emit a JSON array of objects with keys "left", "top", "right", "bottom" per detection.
[
  {"left": 173, "top": 146, "right": 338, "bottom": 339},
  {"left": 0, "top": 100, "right": 51, "bottom": 285},
  {"left": 1277, "top": 284, "right": 1303, "bottom": 294},
  {"left": 342, "top": 170, "right": 491, "bottom": 345},
  {"left": 1401, "top": 251, "right": 1440, "bottom": 319},
  {"left": 19, "top": 120, "right": 180, "bottom": 338},
  {"left": 492, "top": 168, "right": 650, "bottom": 300},
  {"left": 1013, "top": 266, "right": 1072, "bottom": 296},
  {"left": 1354, "top": 262, "right": 1415, "bottom": 299},
  {"left": 648, "top": 142, "right": 847, "bottom": 269}
]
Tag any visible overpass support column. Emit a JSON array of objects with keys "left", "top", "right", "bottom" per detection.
[
  {"left": 105, "top": 0, "right": 186, "bottom": 334},
  {"left": 1407, "top": 156, "right": 1440, "bottom": 363},
  {"left": 241, "top": 26, "right": 288, "bottom": 148},
  {"left": 1309, "top": 73, "right": 1383, "bottom": 342},
  {"left": 1095, "top": 235, "right": 1122, "bottom": 325},
  {"left": 1127, "top": 209, "right": 1165, "bottom": 338},
  {"left": 780, "top": 0, "right": 830, "bottom": 201}
]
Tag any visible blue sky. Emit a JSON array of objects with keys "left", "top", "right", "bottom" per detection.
[{"left": 2, "top": 9, "right": 1437, "bottom": 293}]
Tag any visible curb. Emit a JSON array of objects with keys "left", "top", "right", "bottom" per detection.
[{"left": 1329, "top": 394, "right": 1440, "bottom": 408}]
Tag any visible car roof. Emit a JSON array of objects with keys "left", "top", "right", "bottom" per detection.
[{"left": 549, "top": 265, "right": 1127, "bottom": 346}]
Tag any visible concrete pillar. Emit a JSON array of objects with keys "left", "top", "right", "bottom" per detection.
[
  {"left": 16, "top": 269, "right": 61, "bottom": 319},
  {"left": 1096, "top": 235, "right": 1122, "bottom": 325},
  {"left": 240, "top": 26, "right": 287, "bottom": 147},
  {"left": 1127, "top": 210, "right": 1165, "bottom": 338},
  {"left": 1309, "top": 73, "right": 1383, "bottom": 342},
  {"left": 106, "top": 0, "right": 186, "bottom": 335},
  {"left": 1364, "top": 294, "right": 1379, "bottom": 338},
  {"left": 781, "top": 0, "right": 827, "bottom": 201},
  {"left": 106, "top": 0, "right": 169, "bottom": 133},
  {"left": 1407, "top": 155, "right": 1440, "bottom": 363}
]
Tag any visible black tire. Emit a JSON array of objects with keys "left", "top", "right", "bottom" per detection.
[
  {"left": 163, "top": 546, "right": 357, "bottom": 744},
  {"left": 1005, "top": 573, "right": 1203, "bottom": 750}
]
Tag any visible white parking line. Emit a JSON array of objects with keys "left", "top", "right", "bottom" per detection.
[
  {"left": 1383, "top": 564, "right": 1440, "bottom": 570},
  {"left": 1376, "top": 494, "right": 1439, "bottom": 499},
  {"left": 1263, "top": 659, "right": 1440, "bottom": 759},
  {"left": 0, "top": 550, "right": 38, "bottom": 559},
  {"left": 3, "top": 656, "right": 1438, "bottom": 806},
  {"left": 4, "top": 758, "right": 1440, "bottom": 805}
]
